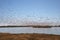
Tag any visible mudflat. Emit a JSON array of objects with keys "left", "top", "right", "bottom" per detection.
[{"left": 0, "top": 33, "right": 60, "bottom": 40}]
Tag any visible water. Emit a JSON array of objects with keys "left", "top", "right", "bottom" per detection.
[{"left": 0, "top": 27, "right": 60, "bottom": 35}]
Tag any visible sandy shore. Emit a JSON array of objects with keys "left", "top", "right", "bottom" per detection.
[{"left": 0, "top": 33, "right": 60, "bottom": 40}]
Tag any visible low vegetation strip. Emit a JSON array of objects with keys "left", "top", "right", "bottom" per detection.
[
  {"left": 0, "top": 33, "right": 60, "bottom": 40},
  {"left": 0, "top": 25, "right": 60, "bottom": 28}
]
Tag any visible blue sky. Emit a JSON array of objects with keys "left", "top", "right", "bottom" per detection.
[{"left": 0, "top": 0, "right": 60, "bottom": 25}]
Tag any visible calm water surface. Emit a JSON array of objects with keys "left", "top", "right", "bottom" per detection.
[{"left": 0, "top": 27, "right": 60, "bottom": 35}]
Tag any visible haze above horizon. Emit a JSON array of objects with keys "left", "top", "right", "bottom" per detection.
[{"left": 0, "top": 0, "right": 60, "bottom": 25}]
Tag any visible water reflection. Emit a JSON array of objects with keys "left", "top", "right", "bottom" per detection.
[{"left": 0, "top": 27, "right": 60, "bottom": 35}]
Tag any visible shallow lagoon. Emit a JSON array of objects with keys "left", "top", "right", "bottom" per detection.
[{"left": 0, "top": 27, "right": 60, "bottom": 35}]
